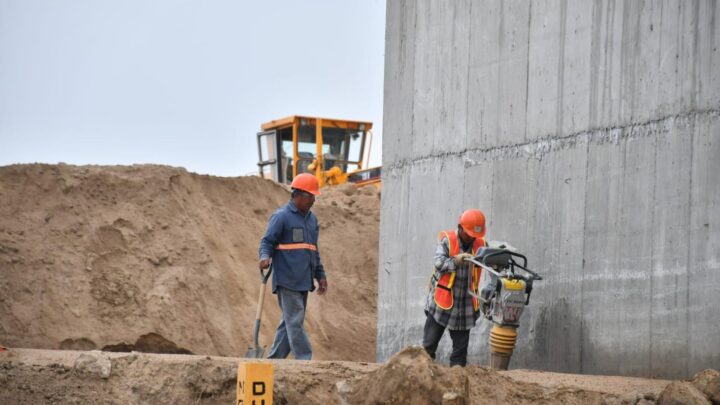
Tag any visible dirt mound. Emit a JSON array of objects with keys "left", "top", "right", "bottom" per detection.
[
  {"left": 101, "top": 332, "right": 193, "bottom": 354},
  {"left": 343, "top": 346, "right": 469, "bottom": 404},
  {"left": 0, "top": 163, "right": 379, "bottom": 361},
  {"left": 318, "top": 182, "right": 381, "bottom": 214},
  {"left": 0, "top": 348, "right": 380, "bottom": 404},
  {"left": 0, "top": 348, "right": 677, "bottom": 404},
  {"left": 692, "top": 369, "right": 720, "bottom": 402},
  {"left": 337, "top": 346, "right": 643, "bottom": 404},
  {"left": 657, "top": 381, "right": 712, "bottom": 405}
]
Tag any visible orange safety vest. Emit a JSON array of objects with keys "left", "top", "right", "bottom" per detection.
[{"left": 431, "top": 230, "right": 486, "bottom": 311}]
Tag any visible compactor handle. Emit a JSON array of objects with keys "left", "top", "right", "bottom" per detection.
[
  {"left": 517, "top": 264, "right": 542, "bottom": 281},
  {"left": 468, "top": 251, "right": 543, "bottom": 283},
  {"left": 481, "top": 250, "right": 545, "bottom": 281},
  {"left": 479, "top": 250, "right": 528, "bottom": 269}
]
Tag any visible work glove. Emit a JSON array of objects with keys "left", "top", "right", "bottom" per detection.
[{"left": 452, "top": 253, "right": 473, "bottom": 267}]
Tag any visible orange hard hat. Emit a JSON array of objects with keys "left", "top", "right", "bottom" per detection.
[
  {"left": 291, "top": 173, "right": 321, "bottom": 196},
  {"left": 459, "top": 209, "right": 485, "bottom": 238}
]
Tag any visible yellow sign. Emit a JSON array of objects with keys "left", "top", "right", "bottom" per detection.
[{"left": 237, "top": 362, "right": 274, "bottom": 405}]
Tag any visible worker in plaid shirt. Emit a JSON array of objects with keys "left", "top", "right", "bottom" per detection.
[{"left": 423, "top": 209, "right": 487, "bottom": 367}]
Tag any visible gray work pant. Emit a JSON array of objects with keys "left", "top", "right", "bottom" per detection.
[{"left": 267, "top": 287, "right": 312, "bottom": 360}]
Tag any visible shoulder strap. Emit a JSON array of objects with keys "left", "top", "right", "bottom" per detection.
[{"left": 438, "top": 230, "right": 460, "bottom": 257}]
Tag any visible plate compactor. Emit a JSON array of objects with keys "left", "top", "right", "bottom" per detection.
[{"left": 467, "top": 245, "right": 543, "bottom": 370}]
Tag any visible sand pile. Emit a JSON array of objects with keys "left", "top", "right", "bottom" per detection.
[
  {"left": 341, "top": 346, "right": 613, "bottom": 404},
  {"left": 0, "top": 163, "right": 379, "bottom": 362},
  {"left": 4, "top": 347, "right": 706, "bottom": 404}
]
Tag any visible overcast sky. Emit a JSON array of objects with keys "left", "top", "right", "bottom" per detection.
[{"left": 0, "top": 0, "right": 386, "bottom": 176}]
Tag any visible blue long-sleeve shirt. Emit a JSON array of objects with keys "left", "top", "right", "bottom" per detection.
[{"left": 259, "top": 200, "right": 326, "bottom": 293}]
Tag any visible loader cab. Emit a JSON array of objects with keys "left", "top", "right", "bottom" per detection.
[{"left": 256, "top": 116, "right": 373, "bottom": 187}]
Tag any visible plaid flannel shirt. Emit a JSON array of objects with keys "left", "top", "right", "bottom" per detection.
[{"left": 425, "top": 235, "right": 480, "bottom": 330}]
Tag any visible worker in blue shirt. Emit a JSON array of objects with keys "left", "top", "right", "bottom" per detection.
[{"left": 258, "top": 173, "right": 327, "bottom": 360}]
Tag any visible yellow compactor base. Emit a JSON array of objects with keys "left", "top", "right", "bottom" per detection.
[{"left": 489, "top": 325, "right": 517, "bottom": 370}]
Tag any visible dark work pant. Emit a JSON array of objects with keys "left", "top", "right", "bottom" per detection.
[{"left": 422, "top": 314, "right": 471, "bottom": 367}]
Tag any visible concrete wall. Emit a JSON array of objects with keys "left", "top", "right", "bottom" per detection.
[{"left": 378, "top": 0, "right": 720, "bottom": 379}]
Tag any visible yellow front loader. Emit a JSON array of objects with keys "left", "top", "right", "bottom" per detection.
[{"left": 256, "top": 115, "right": 381, "bottom": 189}]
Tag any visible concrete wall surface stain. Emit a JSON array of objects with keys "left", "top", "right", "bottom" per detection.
[{"left": 379, "top": 0, "right": 719, "bottom": 379}]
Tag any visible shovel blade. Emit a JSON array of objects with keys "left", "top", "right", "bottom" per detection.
[{"left": 244, "top": 345, "right": 265, "bottom": 359}]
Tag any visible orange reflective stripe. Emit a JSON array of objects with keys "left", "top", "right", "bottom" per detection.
[
  {"left": 277, "top": 243, "right": 317, "bottom": 251},
  {"left": 470, "top": 237, "right": 486, "bottom": 311}
]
